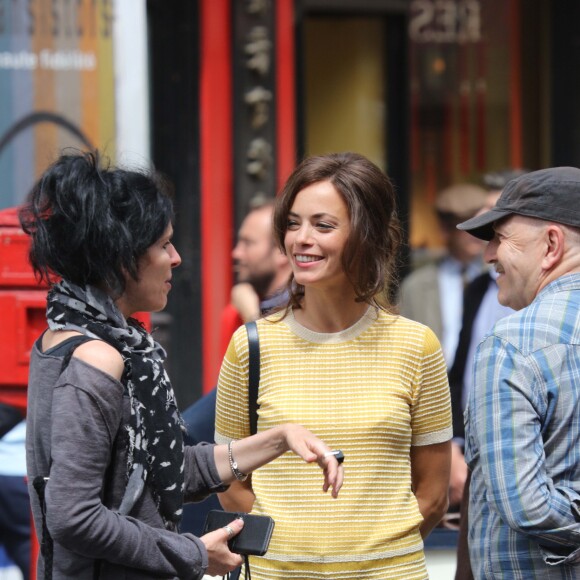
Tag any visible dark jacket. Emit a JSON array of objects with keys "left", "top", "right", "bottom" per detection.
[{"left": 448, "top": 273, "right": 493, "bottom": 441}]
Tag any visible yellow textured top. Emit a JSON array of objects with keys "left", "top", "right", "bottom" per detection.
[{"left": 215, "top": 307, "right": 452, "bottom": 580}]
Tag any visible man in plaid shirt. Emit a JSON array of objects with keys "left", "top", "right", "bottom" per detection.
[{"left": 457, "top": 167, "right": 580, "bottom": 578}]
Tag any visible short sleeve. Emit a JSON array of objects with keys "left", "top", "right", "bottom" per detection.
[
  {"left": 215, "top": 326, "right": 251, "bottom": 444},
  {"left": 410, "top": 326, "right": 453, "bottom": 446}
]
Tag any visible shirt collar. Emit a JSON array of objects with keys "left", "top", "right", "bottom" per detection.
[{"left": 536, "top": 273, "right": 580, "bottom": 300}]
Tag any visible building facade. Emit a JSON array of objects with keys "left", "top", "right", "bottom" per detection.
[
  {"left": 1, "top": 0, "right": 579, "bottom": 409},
  {"left": 147, "top": 0, "right": 579, "bottom": 406}
]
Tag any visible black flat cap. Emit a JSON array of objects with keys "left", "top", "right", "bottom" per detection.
[{"left": 457, "top": 166, "right": 580, "bottom": 240}]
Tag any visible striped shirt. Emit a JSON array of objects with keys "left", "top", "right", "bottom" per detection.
[
  {"left": 215, "top": 307, "right": 451, "bottom": 580},
  {"left": 465, "top": 274, "right": 580, "bottom": 579}
]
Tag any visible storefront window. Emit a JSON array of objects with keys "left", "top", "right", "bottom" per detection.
[
  {"left": 301, "top": 1, "right": 548, "bottom": 257},
  {"left": 408, "top": 0, "right": 548, "bottom": 252}
]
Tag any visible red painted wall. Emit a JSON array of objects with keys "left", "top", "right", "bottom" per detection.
[
  {"left": 200, "top": 0, "right": 234, "bottom": 393},
  {"left": 200, "top": 0, "right": 297, "bottom": 392}
]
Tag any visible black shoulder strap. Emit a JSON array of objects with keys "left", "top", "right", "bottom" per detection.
[
  {"left": 57, "top": 335, "right": 96, "bottom": 373},
  {"left": 245, "top": 321, "right": 260, "bottom": 436}
]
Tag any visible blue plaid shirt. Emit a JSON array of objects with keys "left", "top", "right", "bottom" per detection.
[{"left": 465, "top": 274, "right": 580, "bottom": 579}]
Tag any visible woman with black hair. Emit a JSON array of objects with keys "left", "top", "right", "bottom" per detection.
[{"left": 20, "top": 151, "right": 343, "bottom": 580}]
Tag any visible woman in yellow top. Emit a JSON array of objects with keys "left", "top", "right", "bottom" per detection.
[{"left": 215, "top": 152, "right": 452, "bottom": 580}]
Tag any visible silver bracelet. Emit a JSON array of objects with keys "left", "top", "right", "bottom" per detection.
[{"left": 228, "top": 440, "right": 248, "bottom": 481}]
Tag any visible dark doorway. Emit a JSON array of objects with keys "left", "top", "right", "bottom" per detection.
[{"left": 147, "top": 0, "right": 202, "bottom": 408}]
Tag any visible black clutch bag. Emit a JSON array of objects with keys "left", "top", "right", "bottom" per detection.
[{"left": 203, "top": 510, "right": 275, "bottom": 556}]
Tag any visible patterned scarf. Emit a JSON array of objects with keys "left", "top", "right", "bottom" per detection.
[{"left": 47, "top": 280, "right": 185, "bottom": 530}]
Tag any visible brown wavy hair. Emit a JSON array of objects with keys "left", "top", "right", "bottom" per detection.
[{"left": 273, "top": 152, "right": 402, "bottom": 312}]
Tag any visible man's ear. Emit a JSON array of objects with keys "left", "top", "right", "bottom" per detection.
[{"left": 542, "top": 225, "right": 565, "bottom": 270}]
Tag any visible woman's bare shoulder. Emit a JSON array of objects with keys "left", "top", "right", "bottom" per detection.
[{"left": 73, "top": 339, "right": 124, "bottom": 381}]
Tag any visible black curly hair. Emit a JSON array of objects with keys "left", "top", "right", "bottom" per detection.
[{"left": 19, "top": 150, "right": 174, "bottom": 298}]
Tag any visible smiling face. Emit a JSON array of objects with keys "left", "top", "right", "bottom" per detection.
[
  {"left": 284, "top": 180, "right": 351, "bottom": 292},
  {"left": 484, "top": 215, "right": 546, "bottom": 310},
  {"left": 116, "top": 224, "right": 181, "bottom": 317}
]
